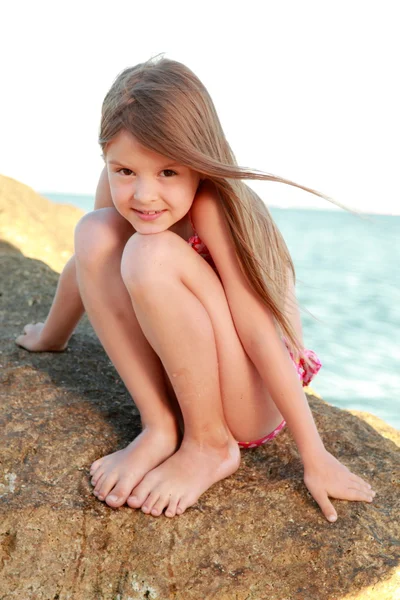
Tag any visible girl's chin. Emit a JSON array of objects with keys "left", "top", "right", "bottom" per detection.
[{"left": 130, "top": 219, "right": 170, "bottom": 234}]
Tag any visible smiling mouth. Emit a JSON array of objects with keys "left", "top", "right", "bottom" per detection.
[{"left": 134, "top": 209, "right": 165, "bottom": 215}]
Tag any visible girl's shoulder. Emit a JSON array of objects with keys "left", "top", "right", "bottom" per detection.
[
  {"left": 190, "top": 183, "right": 242, "bottom": 280},
  {"left": 190, "top": 181, "right": 226, "bottom": 239}
]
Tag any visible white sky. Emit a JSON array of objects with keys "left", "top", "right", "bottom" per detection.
[{"left": 0, "top": 0, "right": 399, "bottom": 214}]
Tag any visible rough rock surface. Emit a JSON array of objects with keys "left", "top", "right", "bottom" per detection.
[{"left": 0, "top": 179, "right": 399, "bottom": 599}]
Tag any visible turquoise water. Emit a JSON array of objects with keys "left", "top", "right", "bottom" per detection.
[
  {"left": 43, "top": 192, "right": 400, "bottom": 429},
  {"left": 271, "top": 208, "right": 399, "bottom": 430}
]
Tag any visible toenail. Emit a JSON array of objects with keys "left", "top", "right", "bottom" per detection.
[
  {"left": 151, "top": 509, "right": 159, "bottom": 516},
  {"left": 93, "top": 491, "right": 99, "bottom": 496},
  {"left": 107, "top": 495, "right": 118, "bottom": 503},
  {"left": 142, "top": 506, "right": 149, "bottom": 513}
]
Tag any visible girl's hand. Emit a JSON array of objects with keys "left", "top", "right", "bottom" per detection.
[
  {"left": 303, "top": 449, "right": 376, "bottom": 522},
  {"left": 15, "top": 323, "right": 68, "bottom": 352}
]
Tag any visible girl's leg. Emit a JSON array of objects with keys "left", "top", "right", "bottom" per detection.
[
  {"left": 120, "top": 230, "right": 284, "bottom": 518},
  {"left": 74, "top": 209, "right": 181, "bottom": 507}
]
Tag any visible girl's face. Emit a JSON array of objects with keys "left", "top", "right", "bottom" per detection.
[{"left": 105, "top": 129, "right": 201, "bottom": 233}]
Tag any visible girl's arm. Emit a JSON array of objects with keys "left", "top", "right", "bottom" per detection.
[
  {"left": 15, "top": 167, "right": 114, "bottom": 352},
  {"left": 191, "top": 184, "right": 375, "bottom": 521}
]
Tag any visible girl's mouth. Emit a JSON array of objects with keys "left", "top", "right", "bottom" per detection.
[{"left": 133, "top": 209, "right": 166, "bottom": 221}]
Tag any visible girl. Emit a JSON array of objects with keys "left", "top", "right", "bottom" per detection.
[{"left": 16, "top": 57, "right": 375, "bottom": 521}]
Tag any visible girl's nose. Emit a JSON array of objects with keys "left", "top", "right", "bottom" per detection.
[{"left": 134, "top": 180, "right": 158, "bottom": 203}]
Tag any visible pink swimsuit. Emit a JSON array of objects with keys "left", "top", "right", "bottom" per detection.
[
  {"left": 187, "top": 217, "right": 322, "bottom": 449},
  {"left": 187, "top": 231, "right": 218, "bottom": 271}
]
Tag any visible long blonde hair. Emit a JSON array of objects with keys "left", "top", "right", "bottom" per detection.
[{"left": 99, "top": 56, "right": 340, "bottom": 360}]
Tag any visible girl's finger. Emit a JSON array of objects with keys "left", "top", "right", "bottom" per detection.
[
  {"left": 347, "top": 480, "right": 372, "bottom": 494},
  {"left": 313, "top": 490, "right": 337, "bottom": 522},
  {"left": 344, "top": 488, "right": 374, "bottom": 502},
  {"left": 15, "top": 335, "right": 28, "bottom": 348},
  {"left": 350, "top": 474, "right": 372, "bottom": 489}
]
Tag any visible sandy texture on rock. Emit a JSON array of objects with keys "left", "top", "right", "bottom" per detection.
[{"left": 0, "top": 181, "right": 399, "bottom": 599}]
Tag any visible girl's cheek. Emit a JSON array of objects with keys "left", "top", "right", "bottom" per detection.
[{"left": 110, "top": 186, "right": 127, "bottom": 206}]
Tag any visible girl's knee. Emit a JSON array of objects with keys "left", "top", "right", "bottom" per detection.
[
  {"left": 121, "top": 230, "right": 178, "bottom": 288},
  {"left": 75, "top": 208, "right": 133, "bottom": 265}
]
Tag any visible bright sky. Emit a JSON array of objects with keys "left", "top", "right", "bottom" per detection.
[{"left": 1, "top": 1, "right": 399, "bottom": 214}]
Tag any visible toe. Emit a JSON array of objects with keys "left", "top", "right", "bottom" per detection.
[
  {"left": 127, "top": 479, "right": 154, "bottom": 509},
  {"left": 176, "top": 498, "right": 188, "bottom": 516},
  {"left": 150, "top": 494, "right": 170, "bottom": 517},
  {"left": 105, "top": 493, "right": 126, "bottom": 508},
  {"left": 176, "top": 495, "right": 194, "bottom": 516},
  {"left": 91, "top": 469, "right": 105, "bottom": 487},
  {"left": 141, "top": 491, "right": 160, "bottom": 515},
  {"left": 90, "top": 458, "right": 104, "bottom": 476},
  {"left": 105, "top": 481, "right": 135, "bottom": 508},
  {"left": 165, "top": 495, "right": 180, "bottom": 518},
  {"left": 127, "top": 494, "right": 142, "bottom": 508},
  {"left": 93, "top": 473, "right": 106, "bottom": 495},
  {"left": 97, "top": 473, "right": 119, "bottom": 501}
]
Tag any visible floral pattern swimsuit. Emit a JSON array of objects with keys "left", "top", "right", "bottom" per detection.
[{"left": 187, "top": 213, "right": 322, "bottom": 449}]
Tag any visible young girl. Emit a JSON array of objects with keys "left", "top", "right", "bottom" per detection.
[{"left": 16, "top": 57, "right": 375, "bottom": 521}]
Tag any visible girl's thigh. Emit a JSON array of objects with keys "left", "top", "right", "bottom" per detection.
[{"left": 135, "top": 231, "right": 284, "bottom": 443}]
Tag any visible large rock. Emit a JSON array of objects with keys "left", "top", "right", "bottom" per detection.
[
  {"left": 0, "top": 179, "right": 399, "bottom": 599},
  {"left": 0, "top": 174, "right": 83, "bottom": 273}
]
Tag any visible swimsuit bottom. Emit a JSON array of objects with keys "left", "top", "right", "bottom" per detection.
[{"left": 237, "top": 343, "right": 322, "bottom": 449}]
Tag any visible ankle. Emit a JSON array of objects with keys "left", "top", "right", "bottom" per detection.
[
  {"left": 183, "top": 426, "right": 234, "bottom": 451},
  {"left": 141, "top": 417, "right": 181, "bottom": 440}
]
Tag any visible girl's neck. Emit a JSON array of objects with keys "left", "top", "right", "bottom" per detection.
[{"left": 169, "top": 212, "right": 195, "bottom": 241}]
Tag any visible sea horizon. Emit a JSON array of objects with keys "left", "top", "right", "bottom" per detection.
[{"left": 41, "top": 190, "right": 400, "bottom": 217}]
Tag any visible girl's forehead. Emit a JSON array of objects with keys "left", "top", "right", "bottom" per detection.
[
  {"left": 106, "top": 130, "right": 173, "bottom": 164},
  {"left": 108, "top": 130, "right": 150, "bottom": 154}
]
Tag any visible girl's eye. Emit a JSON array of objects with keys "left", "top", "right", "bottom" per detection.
[
  {"left": 116, "top": 168, "right": 176, "bottom": 177},
  {"left": 118, "top": 168, "right": 134, "bottom": 176}
]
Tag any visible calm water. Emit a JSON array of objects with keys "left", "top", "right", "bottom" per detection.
[{"left": 43, "top": 192, "right": 400, "bottom": 429}]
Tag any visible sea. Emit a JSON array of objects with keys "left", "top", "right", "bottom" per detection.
[{"left": 43, "top": 192, "right": 400, "bottom": 430}]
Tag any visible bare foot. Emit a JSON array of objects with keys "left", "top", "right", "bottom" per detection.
[
  {"left": 127, "top": 437, "right": 241, "bottom": 517},
  {"left": 90, "top": 426, "right": 180, "bottom": 508},
  {"left": 15, "top": 323, "right": 68, "bottom": 352}
]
